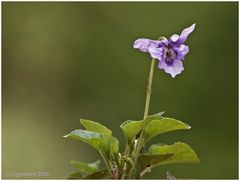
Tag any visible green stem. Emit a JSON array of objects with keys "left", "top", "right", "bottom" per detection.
[
  {"left": 143, "top": 58, "right": 156, "bottom": 119},
  {"left": 129, "top": 58, "right": 156, "bottom": 178},
  {"left": 99, "top": 151, "right": 112, "bottom": 176}
]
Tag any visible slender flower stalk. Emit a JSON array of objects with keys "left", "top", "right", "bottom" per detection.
[
  {"left": 128, "top": 58, "right": 156, "bottom": 178},
  {"left": 143, "top": 58, "right": 156, "bottom": 119}
]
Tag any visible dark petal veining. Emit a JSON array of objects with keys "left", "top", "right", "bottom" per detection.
[{"left": 158, "top": 58, "right": 184, "bottom": 78}]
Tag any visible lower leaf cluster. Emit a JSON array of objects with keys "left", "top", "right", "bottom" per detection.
[{"left": 64, "top": 113, "right": 199, "bottom": 179}]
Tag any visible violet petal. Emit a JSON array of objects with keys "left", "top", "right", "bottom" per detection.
[
  {"left": 174, "top": 44, "right": 189, "bottom": 60},
  {"left": 158, "top": 58, "right": 184, "bottom": 78},
  {"left": 133, "top": 38, "right": 159, "bottom": 52},
  {"left": 177, "top": 23, "right": 196, "bottom": 44},
  {"left": 148, "top": 47, "right": 164, "bottom": 61}
]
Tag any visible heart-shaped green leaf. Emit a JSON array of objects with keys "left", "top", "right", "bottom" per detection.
[
  {"left": 148, "top": 142, "right": 199, "bottom": 165},
  {"left": 64, "top": 129, "right": 104, "bottom": 150},
  {"left": 138, "top": 154, "right": 173, "bottom": 171},
  {"left": 143, "top": 117, "right": 191, "bottom": 143},
  {"left": 80, "top": 119, "right": 114, "bottom": 158},
  {"left": 120, "top": 112, "right": 166, "bottom": 143},
  {"left": 80, "top": 119, "right": 112, "bottom": 136},
  {"left": 120, "top": 120, "right": 146, "bottom": 143},
  {"left": 70, "top": 160, "right": 101, "bottom": 173}
]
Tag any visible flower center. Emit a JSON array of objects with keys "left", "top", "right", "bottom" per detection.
[{"left": 164, "top": 47, "right": 176, "bottom": 65}]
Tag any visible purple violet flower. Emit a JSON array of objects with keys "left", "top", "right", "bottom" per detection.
[{"left": 133, "top": 24, "right": 196, "bottom": 78}]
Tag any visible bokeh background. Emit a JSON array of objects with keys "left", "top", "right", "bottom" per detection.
[{"left": 2, "top": 2, "right": 238, "bottom": 179}]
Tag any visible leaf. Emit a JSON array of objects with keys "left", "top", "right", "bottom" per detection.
[
  {"left": 148, "top": 142, "right": 200, "bottom": 165},
  {"left": 70, "top": 160, "right": 101, "bottom": 173},
  {"left": 66, "top": 172, "right": 82, "bottom": 179},
  {"left": 120, "top": 112, "right": 165, "bottom": 143},
  {"left": 120, "top": 120, "right": 146, "bottom": 143},
  {"left": 80, "top": 119, "right": 112, "bottom": 136},
  {"left": 111, "top": 136, "right": 119, "bottom": 155},
  {"left": 63, "top": 129, "right": 104, "bottom": 150},
  {"left": 138, "top": 154, "right": 173, "bottom": 171},
  {"left": 80, "top": 119, "right": 113, "bottom": 158},
  {"left": 88, "top": 159, "right": 101, "bottom": 170},
  {"left": 143, "top": 117, "right": 191, "bottom": 143},
  {"left": 84, "top": 169, "right": 109, "bottom": 179}
]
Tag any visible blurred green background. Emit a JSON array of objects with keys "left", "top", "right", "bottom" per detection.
[{"left": 2, "top": 2, "right": 238, "bottom": 179}]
